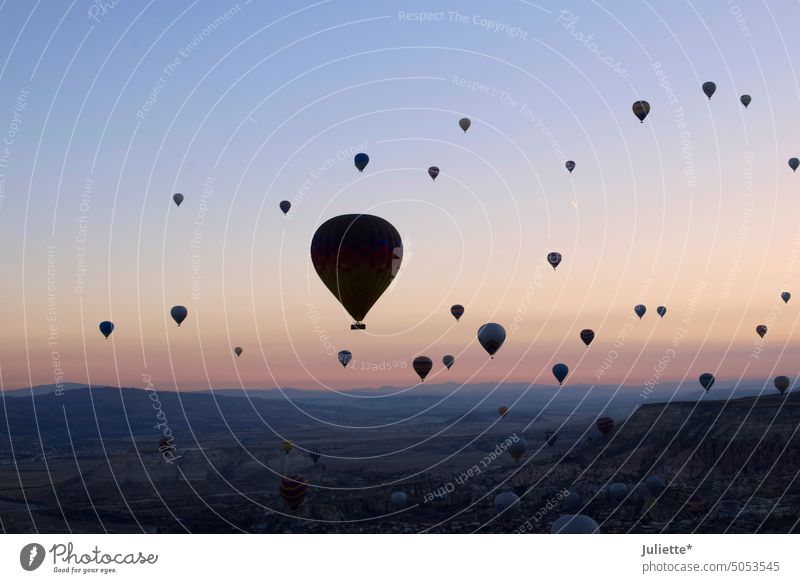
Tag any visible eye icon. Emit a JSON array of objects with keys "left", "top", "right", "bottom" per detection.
[{"left": 20, "top": 543, "right": 46, "bottom": 571}]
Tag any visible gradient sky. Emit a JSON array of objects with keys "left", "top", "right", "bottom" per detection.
[{"left": 2, "top": 1, "right": 800, "bottom": 391}]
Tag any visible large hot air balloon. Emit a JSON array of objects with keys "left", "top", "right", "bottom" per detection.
[
  {"left": 234, "top": 346, "right": 243, "bottom": 357},
  {"left": 552, "top": 363, "right": 569, "bottom": 385},
  {"left": 442, "top": 355, "right": 455, "bottom": 370},
  {"left": 99, "top": 321, "right": 114, "bottom": 339},
  {"left": 580, "top": 329, "right": 595, "bottom": 347},
  {"left": 547, "top": 252, "right": 562, "bottom": 270},
  {"left": 477, "top": 323, "right": 506, "bottom": 358},
  {"left": 756, "top": 324, "right": 767, "bottom": 338},
  {"left": 310, "top": 214, "right": 402, "bottom": 330},
  {"left": 413, "top": 356, "right": 433, "bottom": 381},
  {"left": 608, "top": 482, "right": 628, "bottom": 502},
  {"left": 280, "top": 475, "right": 308, "bottom": 510},
  {"left": 494, "top": 491, "right": 520, "bottom": 515},
  {"left": 634, "top": 304, "right": 646, "bottom": 319},
  {"left": 458, "top": 117, "right": 471, "bottom": 132},
  {"left": 781, "top": 291, "right": 791, "bottom": 303},
  {"left": 740, "top": 94, "right": 751, "bottom": 108},
  {"left": 172, "top": 193, "right": 184, "bottom": 207},
  {"left": 698, "top": 373, "right": 715, "bottom": 391},
  {"left": 685, "top": 493, "right": 705, "bottom": 514},
  {"left": 632, "top": 100, "right": 650, "bottom": 123},
  {"left": 390, "top": 491, "right": 408, "bottom": 509},
  {"left": 656, "top": 306, "right": 667, "bottom": 318},
  {"left": 774, "top": 375, "right": 790, "bottom": 395},
  {"left": 789, "top": 158, "right": 799, "bottom": 172},
  {"left": 354, "top": 153, "right": 369, "bottom": 172},
  {"left": 498, "top": 406, "right": 510, "bottom": 418},
  {"left": 565, "top": 160, "right": 575, "bottom": 174},
  {"left": 337, "top": 350, "right": 352, "bottom": 368},
  {"left": 596, "top": 416, "right": 614, "bottom": 436},
  {"left": 170, "top": 306, "right": 188, "bottom": 326},
  {"left": 644, "top": 475, "right": 666, "bottom": 496},
  {"left": 428, "top": 166, "right": 440, "bottom": 181},
  {"left": 279, "top": 200, "right": 291, "bottom": 215},
  {"left": 702, "top": 81, "right": 716, "bottom": 99},
  {"left": 508, "top": 438, "right": 526, "bottom": 462},
  {"left": 551, "top": 514, "right": 599, "bottom": 534},
  {"left": 450, "top": 304, "right": 465, "bottom": 321}
]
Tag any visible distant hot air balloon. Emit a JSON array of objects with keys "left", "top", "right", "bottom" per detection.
[
  {"left": 390, "top": 491, "right": 408, "bottom": 509},
  {"left": 634, "top": 304, "right": 646, "bottom": 319},
  {"left": 740, "top": 94, "right": 751, "bottom": 108},
  {"left": 354, "top": 153, "right": 369, "bottom": 172},
  {"left": 427, "top": 166, "right": 440, "bottom": 181},
  {"left": 172, "top": 193, "right": 184, "bottom": 207},
  {"left": 781, "top": 291, "right": 791, "bottom": 303},
  {"left": 644, "top": 475, "right": 666, "bottom": 496},
  {"left": 413, "top": 356, "right": 433, "bottom": 381},
  {"left": 547, "top": 252, "right": 562, "bottom": 270},
  {"left": 685, "top": 493, "right": 705, "bottom": 514},
  {"left": 545, "top": 430, "right": 558, "bottom": 447},
  {"left": 459, "top": 117, "right": 471, "bottom": 132},
  {"left": 442, "top": 355, "right": 455, "bottom": 370},
  {"left": 99, "top": 321, "right": 114, "bottom": 339},
  {"left": 756, "top": 324, "right": 767, "bottom": 338},
  {"left": 170, "top": 305, "right": 188, "bottom": 326},
  {"left": 552, "top": 363, "right": 569, "bottom": 385},
  {"left": 508, "top": 438, "right": 526, "bottom": 462},
  {"left": 477, "top": 323, "right": 506, "bottom": 358},
  {"left": 789, "top": 158, "right": 799, "bottom": 172},
  {"left": 596, "top": 416, "right": 614, "bottom": 436},
  {"left": 494, "top": 491, "right": 520, "bottom": 515},
  {"left": 308, "top": 449, "right": 321, "bottom": 464},
  {"left": 450, "top": 304, "right": 465, "bottom": 321},
  {"left": 608, "top": 482, "right": 628, "bottom": 502},
  {"left": 234, "top": 346, "right": 243, "bottom": 357},
  {"left": 551, "top": 514, "right": 599, "bottom": 534},
  {"left": 337, "top": 350, "right": 352, "bottom": 368},
  {"left": 656, "top": 306, "right": 667, "bottom": 318},
  {"left": 774, "top": 375, "right": 790, "bottom": 395},
  {"left": 580, "top": 329, "right": 595, "bottom": 347},
  {"left": 498, "top": 406, "right": 510, "bottom": 418},
  {"left": 279, "top": 200, "right": 291, "bottom": 215},
  {"left": 702, "top": 81, "right": 717, "bottom": 99},
  {"left": 698, "top": 373, "right": 715, "bottom": 391},
  {"left": 281, "top": 440, "right": 294, "bottom": 455},
  {"left": 632, "top": 100, "right": 650, "bottom": 123},
  {"left": 310, "top": 214, "right": 402, "bottom": 330},
  {"left": 280, "top": 475, "right": 308, "bottom": 510},
  {"left": 565, "top": 160, "right": 575, "bottom": 174}
]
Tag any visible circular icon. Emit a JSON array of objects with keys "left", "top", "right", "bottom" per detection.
[{"left": 20, "top": 543, "right": 46, "bottom": 571}]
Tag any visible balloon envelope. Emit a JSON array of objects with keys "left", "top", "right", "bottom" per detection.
[
  {"left": 596, "top": 416, "right": 614, "bottom": 435},
  {"left": 608, "top": 482, "right": 628, "bottom": 501},
  {"left": 279, "top": 200, "right": 291, "bottom": 215},
  {"left": 458, "top": 117, "right": 471, "bottom": 132},
  {"left": 281, "top": 440, "right": 293, "bottom": 454},
  {"left": 337, "top": 350, "right": 352, "bottom": 368},
  {"left": 99, "top": 321, "right": 114, "bottom": 338},
  {"left": 234, "top": 346, "right": 243, "bottom": 357},
  {"left": 702, "top": 81, "right": 716, "bottom": 99},
  {"left": 781, "top": 291, "right": 791, "bottom": 303},
  {"left": 740, "top": 94, "right": 751, "bottom": 108},
  {"left": 170, "top": 306, "right": 188, "bottom": 326},
  {"left": 656, "top": 306, "right": 667, "bottom": 318},
  {"left": 774, "top": 375, "right": 790, "bottom": 394},
  {"left": 390, "top": 491, "right": 408, "bottom": 509},
  {"left": 442, "top": 355, "right": 455, "bottom": 370},
  {"left": 427, "top": 166, "right": 440, "bottom": 181},
  {"left": 498, "top": 406, "right": 509, "bottom": 418},
  {"left": 547, "top": 251, "right": 562, "bottom": 269},
  {"left": 413, "top": 356, "right": 433, "bottom": 381},
  {"left": 280, "top": 475, "right": 308, "bottom": 510},
  {"left": 634, "top": 304, "right": 646, "bottom": 319},
  {"left": 508, "top": 438, "right": 526, "bottom": 462},
  {"left": 644, "top": 475, "right": 666, "bottom": 496},
  {"left": 632, "top": 100, "right": 650, "bottom": 122},
  {"left": 561, "top": 490, "right": 581, "bottom": 511},
  {"left": 477, "top": 323, "right": 506, "bottom": 357},
  {"left": 494, "top": 491, "right": 520, "bottom": 515},
  {"left": 551, "top": 514, "right": 599, "bottom": 534},
  {"left": 565, "top": 160, "right": 575, "bottom": 173},
  {"left": 579, "top": 329, "right": 595, "bottom": 346},
  {"left": 756, "top": 324, "right": 767, "bottom": 338},
  {"left": 789, "top": 158, "right": 799, "bottom": 172},
  {"left": 354, "top": 153, "right": 369, "bottom": 172},
  {"left": 172, "top": 193, "right": 184, "bottom": 207},
  {"left": 450, "top": 304, "right": 465, "bottom": 321},
  {"left": 552, "top": 363, "right": 569, "bottom": 385},
  {"left": 699, "top": 373, "right": 715, "bottom": 391}
]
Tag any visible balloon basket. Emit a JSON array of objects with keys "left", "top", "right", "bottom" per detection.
[{"left": 351, "top": 323, "right": 366, "bottom": 330}]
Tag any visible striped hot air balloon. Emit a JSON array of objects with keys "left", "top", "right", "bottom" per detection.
[
  {"left": 280, "top": 475, "right": 309, "bottom": 511},
  {"left": 596, "top": 416, "right": 614, "bottom": 436}
]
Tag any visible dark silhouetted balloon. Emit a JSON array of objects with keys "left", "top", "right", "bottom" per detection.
[
  {"left": 644, "top": 475, "right": 666, "bottom": 496},
  {"left": 494, "top": 491, "right": 520, "bottom": 515},
  {"left": 756, "top": 324, "right": 767, "bottom": 338},
  {"left": 596, "top": 416, "right": 614, "bottom": 435},
  {"left": 508, "top": 438, "right": 526, "bottom": 462},
  {"left": 547, "top": 252, "right": 562, "bottom": 270},
  {"left": 552, "top": 363, "right": 569, "bottom": 385},
  {"left": 172, "top": 193, "right": 184, "bottom": 207},
  {"left": 234, "top": 346, "right": 243, "bottom": 357},
  {"left": 632, "top": 100, "right": 650, "bottom": 122},
  {"left": 279, "top": 200, "right": 291, "bottom": 215},
  {"left": 413, "top": 356, "right": 433, "bottom": 381},
  {"left": 498, "top": 406, "right": 509, "bottom": 418},
  {"left": 656, "top": 306, "right": 667, "bottom": 318},
  {"left": 428, "top": 166, "right": 439, "bottom": 181},
  {"left": 781, "top": 291, "right": 791, "bottom": 303},
  {"left": 280, "top": 475, "right": 308, "bottom": 510},
  {"left": 699, "top": 372, "right": 715, "bottom": 391},
  {"left": 565, "top": 160, "right": 575, "bottom": 173},
  {"left": 442, "top": 355, "right": 455, "bottom": 370},
  {"left": 170, "top": 306, "right": 188, "bottom": 326},
  {"left": 391, "top": 491, "right": 408, "bottom": 509},
  {"left": 790, "top": 158, "right": 799, "bottom": 172},
  {"left": 740, "top": 94, "right": 751, "bottom": 108},
  {"left": 686, "top": 493, "right": 705, "bottom": 513},
  {"left": 702, "top": 81, "right": 716, "bottom": 99},
  {"left": 477, "top": 323, "right": 506, "bottom": 358},
  {"left": 99, "top": 321, "right": 114, "bottom": 339},
  {"left": 608, "top": 482, "right": 628, "bottom": 502},
  {"left": 310, "top": 214, "right": 402, "bottom": 329},
  {"left": 634, "top": 304, "right": 646, "bottom": 319},
  {"left": 354, "top": 153, "right": 369, "bottom": 172},
  {"left": 459, "top": 117, "right": 471, "bottom": 132},
  {"left": 450, "top": 304, "right": 465, "bottom": 321},
  {"left": 337, "top": 350, "right": 352, "bottom": 368},
  {"left": 774, "top": 375, "right": 790, "bottom": 395},
  {"left": 580, "top": 329, "right": 595, "bottom": 346},
  {"left": 551, "top": 514, "right": 599, "bottom": 534}
]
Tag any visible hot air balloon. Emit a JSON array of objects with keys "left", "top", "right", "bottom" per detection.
[
  {"left": 702, "top": 81, "right": 716, "bottom": 99},
  {"left": 279, "top": 200, "right": 291, "bottom": 215},
  {"left": 508, "top": 438, "right": 526, "bottom": 462},
  {"left": 390, "top": 491, "right": 408, "bottom": 509},
  {"left": 172, "top": 193, "right": 184, "bottom": 207},
  {"left": 458, "top": 117, "right": 471, "bottom": 132},
  {"left": 656, "top": 306, "right": 667, "bottom": 318},
  {"left": 413, "top": 356, "right": 433, "bottom": 381},
  {"left": 281, "top": 440, "right": 294, "bottom": 455},
  {"left": 477, "top": 323, "right": 506, "bottom": 358},
  {"left": 354, "top": 153, "right": 369, "bottom": 172},
  {"left": 337, "top": 350, "right": 352, "bottom": 368},
  {"left": 596, "top": 416, "right": 614, "bottom": 436},
  {"left": 494, "top": 491, "right": 520, "bottom": 515},
  {"left": 579, "top": 329, "right": 595, "bottom": 347},
  {"left": 551, "top": 514, "right": 599, "bottom": 534},
  {"left": 561, "top": 490, "right": 581, "bottom": 512},
  {"left": 644, "top": 475, "right": 666, "bottom": 496},
  {"left": 789, "top": 158, "right": 799, "bottom": 172},
  {"left": 552, "top": 363, "right": 569, "bottom": 385},
  {"left": 442, "top": 355, "right": 455, "bottom": 370},
  {"left": 740, "top": 94, "right": 751, "bottom": 108},
  {"left": 632, "top": 100, "right": 650, "bottom": 123},
  {"left": 308, "top": 449, "right": 321, "bottom": 464},
  {"left": 234, "top": 346, "right": 243, "bottom": 357},
  {"left": 170, "top": 306, "right": 188, "bottom": 326},
  {"left": 427, "top": 166, "right": 440, "bottom": 181},
  {"left": 756, "top": 324, "right": 767, "bottom": 338},
  {"left": 310, "top": 214, "right": 402, "bottom": 330},
  {"left": 99, "top": 321, "right": 114, "bottom": 339},
  {"left": 450, "top": 304, "right": 465, "bottom": 321},
  {"left": 280, "top": 475, "right": 308, "bottom": 510},
  {"left": 498, "top": 406, "right": 510, "bottom": 418},
  {"left": 774, "top": 375, "right": 790, "bottom": 395},
  {"left": 634, "top": 304, "right": 646, "bottom": 319},
  {"left": 547, "top": 251, "right": 562, "bottom": 270},
  {"left": 781, "top": 291, "right": 791, "bottom": 303},
  {"left": 685, "top": 493, "right": 705, "bottom": 514},
  {"left": 545, "top": 430, "right": 558, "bottom": 447},
  {"left": 698, "top": 373, "right": 715, "bottom": 391},
  {"left": 565, "top": 160, "right": 575, "bottom": 173},
  {"left": 608, "top": 482, "right": 628, "bottom": 502}
]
